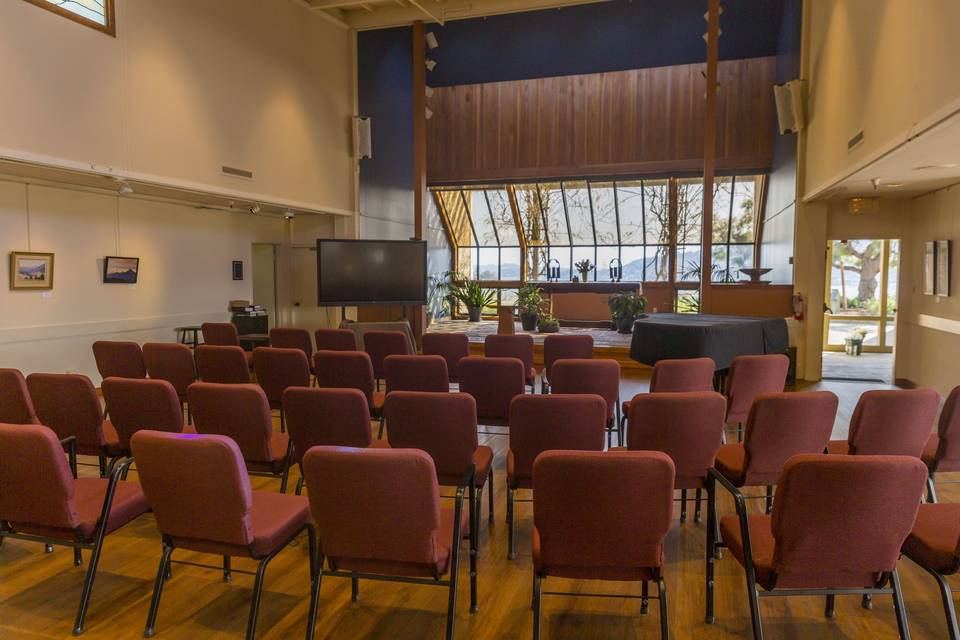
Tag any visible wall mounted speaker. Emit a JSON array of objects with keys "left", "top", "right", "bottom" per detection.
[
  {"left": 353, "top": 116, "right": 372, "bottom": 160},
  {"left": 773, "top": 79, "right": 805, "bottom": 134}
]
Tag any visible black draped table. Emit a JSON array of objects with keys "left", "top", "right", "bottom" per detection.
[{"left": 629, "top": 313, "right": 789, "bottom": 370}]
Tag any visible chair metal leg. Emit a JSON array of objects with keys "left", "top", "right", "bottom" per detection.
[
  {"left": 246, "top": 556, "right": 273, "bottom": 640},
  {"left": 72, "top": 523, "right": 109, "bottom": 635},
  {"left": 615, "top": 399, "right": 623, "bottom": 446},
  {"left": 532, "top": 573, "right": 542, "bottom": 640},
  {"left": 295, "top": 477, "right": 304, "bottom": 496},
  {"left": 74, "top": 546, "right": 82, "bottom": 567},
  {"left": 745, "top": 566, "right": 764, "bottom": 640},
  {"left": 377, "top": 415, "right": 385, "bottom": 440},
  {"left": 223, "top": 555, "right": 232, "bottom": 582},
  {"left": 445, "top": 520, "right": 462, "bottom": 640},
  {"left": 928, "top": 474, "right": 939, "bottom": 504},
  {"left": 487, "top": 467, "right": 494, "bottom": 524},
  {"left": 862, "top": 593, "right": 873, "bottom": 609},
  {"left": 825, "top": 594, "right": 836, "bottom": 618},
  {"left": 930, "top": 565, "right": 960, "bottom": 640},
  {"left": 305, "top": 558, "right": 324, "bottom": 640},
  {"left": 280, "top": 410, "right": 285, "bottom": 434},
  {"left": 658, "top": 576, "right": 670, "bottom": 640},
  {"left": 694, "top": 489, "right": 703, "bottom": 523},
  {"left": 98, "top": 456, "right": 107, "bottom": 478},
  {"left": 351, "top": 574, "right": 359, "bottom": 602},
  {"left": 507, "top": 487, "right": 516, "bottom": 560},
  {"left": 738, "top": 422, "right": 744, "bottom": 443},
  {"left": 144, "top": 544, "right": 173, "bottom": 638},
  {"left": 469, "top": 483, "right": 478, "bottom": 614},
  {"left": 46, "top": 543, "right": 53, "bottom": 553},
  {"left": 705, "top": 478, "right": 716, "bottom": 624},
  {"left": 641, "top": 580, "right": 649, "bottom": 614},
  {"left": 891, "top": 569, "right": 911, "bottom": 640},
  {"left": 765, "top": 486, "right": 773, "bottom": 515},
  {"left": 680, "top": 490, "right": 688, "bottom": 523}
]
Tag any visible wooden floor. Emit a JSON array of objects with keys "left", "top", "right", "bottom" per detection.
[{"left": 2, "top": 371, "right": 956, "bottom": 640}]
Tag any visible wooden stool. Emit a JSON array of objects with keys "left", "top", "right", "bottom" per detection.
[
  {"left": 175, "top": 326, "right": 201, "bottom": 349},
  {"left": 497, "top": 306, "right": 515, "bottom": 335}
]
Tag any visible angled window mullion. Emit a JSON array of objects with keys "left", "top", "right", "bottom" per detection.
[
  {"left": 559, "top": 183, "right": 574, "bottom": 278},
  {"left": 612, "top": 182, "right": 623, "bottom": 276},
  {"left": 483, "top": 191, "right": 501, "bottom": 246},
  {"left": 726, "top": 176, "right": 736, "bottom": 281},
  {"left": 461, "top": 190, "right": 480, "bottom": 247},
  {"left": 586, "top": 182, "right": 598, "bottom": 281},
  {"left": 535, "top": 185, "right": 552, "bottom": 246}
]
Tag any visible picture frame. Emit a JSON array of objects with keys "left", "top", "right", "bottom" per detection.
[
  {"left": 9, "top": 251, "right": 54, "bottom": 290},
  {"left": 936, "top": 239, "right": 951, "bottom": 297},
  {"left": 232, "top": 260, "right": 244, "bottom": 281},
  {"left": 103, "top": 256, "right": 140, "bottom": 284},
  {"left": 924, "top": 241, "right": 936, "bottom": 295}
]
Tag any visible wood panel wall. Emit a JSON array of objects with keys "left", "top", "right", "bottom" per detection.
[{"left": 426, "top": 56, "right": 776, "bottom": 184}]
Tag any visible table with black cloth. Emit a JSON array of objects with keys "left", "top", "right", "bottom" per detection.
[{"left": 629, "top": 313, "right": 789, "bottom": 370}]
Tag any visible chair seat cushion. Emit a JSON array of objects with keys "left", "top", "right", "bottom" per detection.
[
  {"left": 532, "top": 527, "right": 658, "bottom": 581},
  {"left": 902, "top": 503, "right": 960, "bottom": 574},
  {"left": 247, "top": 432, "right": 290, "bottom": 473},
  {"left": 715, "top": 444, "right": 747, "bottom": 486},
  {"left": 826, "top": 440, "right": 849, "bottom": 455},
  {"left": 923, "top": 434, "right": 960, "bottom": 472},
  {"left": 437, "top": 446, "right": 493, "bottom": 488},
  {"left": 16, "top": 478, "right": 149, "bottom": 541}
]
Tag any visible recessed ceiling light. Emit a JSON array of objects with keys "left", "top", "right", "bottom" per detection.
[
  {"left": 912, "top": 164, "right": 958, "bottom": 170},
  {"left": 885, "top": 182, "right": 904, "bottom": 188}
]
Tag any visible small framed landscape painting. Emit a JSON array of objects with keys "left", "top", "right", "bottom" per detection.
[
  {"left": 924, "top": 241, "right": 936, "bottom": 295},
  {"left": 103, "top": 256, "right": 140, "bottom": 284},
  {"left": 9, "top": 251, "right": 54, "bottom": 290},
  {"left": 936, "top": 240, "right": 952, "bottom": 297}
]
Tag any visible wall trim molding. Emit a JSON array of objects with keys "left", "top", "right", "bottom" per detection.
[{"left": 915, "top": 313, "right": 960, "bottom": 337}]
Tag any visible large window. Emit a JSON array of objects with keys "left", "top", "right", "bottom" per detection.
[{"left": 24, "top": 0, "right": 115, "bottom": 35}]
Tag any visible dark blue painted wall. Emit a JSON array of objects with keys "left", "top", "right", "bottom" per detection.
[{"left": 425, "top": 0, "right": 786, "bottom": 87}]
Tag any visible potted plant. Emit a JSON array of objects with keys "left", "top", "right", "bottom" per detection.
[
  {"left": 438, "top": 272, "right": 495, "bottom": 322},
  {"left": 517, "top": 284, "right": 544, "bottom": 331},
  {"left": 607, "top": 291, "right": 647, "bottom": 333},
  {"left": 537, "top": 312, "right": 560, "bottom": 334},
  {"left": 844, "top": 327, "right": 868, "bottom": 356},
  {"left": 574, "top": 259, "right": 594, "bottom": 283}
]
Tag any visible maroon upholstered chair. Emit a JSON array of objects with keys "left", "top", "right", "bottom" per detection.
[
  {"left": 708, "top": 454, "right": 926, "bottom": 638},
  {"left": 541, "top": 334, "right": 593, "bottom": 393},
  {"left": 484, "top": 334, "right": 536, "bottom": 392},
  {"left": 131, "top": 431, "right": 313, "bottom": 640},
  {"left": 313, "top": 328, "right": 357, "bottom": 352},
  {"left": 188, "top": 382, "right": 293, "bottom": 493},
  {"left": 0, "top": 423, "right": 146, "bottom": 635},
  {"left": 283, "top": 387, "right": 387, "bottom": 495},
  {"left": 826, "top": 388, "right": 941, "bottom": 457},
  {"left": 532, "top": 450, "right": 675, "bottom": 639},
  {"left": 252, "top": 346, "right": 311, "bottom": 433},
  {"left": 422, "top": 332, "right": 470, "bottom": 383},
  {"left": 385, "top": 391, "right": 487, "bottom": 612},
  {"left": 507, "top": 394, "right": 607, "bottom": 560},
  {"left": 628, "top": 391, "right": 726, "bottom": 524},
  {"left": 100, "top": 378, "right": 186, "bottom": 458},
  {"left": 363, "top": 330, "right": 410, "bottom": 389},
  {"left": 901, "top": 502, "right": 960, "bottom": 637},
  {"left": 458, "top": 356, "right": 526, "bottom": 429},
  {"left": 27, "top": 373, "right": 124, "bottom": 476},
  {"left": 313, "top": 350, "right": 384, "bottom": 435},
  {"left": 549, "top": 358, "right": 622, "bottom": 447},
  {"left": 268, "top": 327, "right": 314, "bottom": 372},
  {"left": 725, "top": 354, "right": 790, "bottom": 442},
  {"left": 0, "top": 368, "right": 38, "bottom": 424},
  {"left": 714, "top": 391, "right": 838, "bottom": 514},
  {"left": 302, "top": 446, "right": 467, "bottom": 640},
  {"left": 143, "top": 343, "right": 197, "bottom": 422},
  {"left": 381, "top": 355, "right": 451, "bottom": 439},
  {"left": 195, "top": 344, "right": 251, "bottom": 384},
  {"left": 201, "top": 322, "right": 253, "bottom": 368},
  {"left": 92, "top": 340, "right": 147, "bottom": 380},
  {"left": 922, "top": 386, "right": 960, "bottom": 503},
  {"left": 620, "top": 357, "right": 715, "bottom": 436}
]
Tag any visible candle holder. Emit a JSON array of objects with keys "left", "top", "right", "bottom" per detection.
[
  {"left": 547, "top": 258, "right": 561, "bottom": 282},
  {"left": 609, "top": 258, "right": 623, "bottom": 282}
]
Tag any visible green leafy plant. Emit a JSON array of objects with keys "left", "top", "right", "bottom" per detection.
[
  {"left": 537, "top": 312, "right": 560, "bottom": 333},
  {"left": 436, "top": 271, "right": 495, "bottom": 318},
  {"left": 607, "top": 292, "right": 647, "bottom": 320},
  {"left": 848, "top": 327, "right": 869, "bottom": 340},
  {"left": 517, "top": 284, "right": 544, "bottom": 315},
  {"left": 574, "top": 259, "right": 594, "bottom": 281}
]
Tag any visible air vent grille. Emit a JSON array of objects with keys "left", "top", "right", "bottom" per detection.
[
  {"left": 222, "top": 165, "right": 253, "bottom": 179},
  {"left": 847, "top": 130, "right": 864, "bottom": 151}
]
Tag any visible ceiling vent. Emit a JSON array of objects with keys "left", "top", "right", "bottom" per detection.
[{"left": 222, "top": 165, "right": 253, "bottom": 180}]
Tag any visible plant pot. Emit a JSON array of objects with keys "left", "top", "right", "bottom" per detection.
[
  {"left": 467, "top": 306, "right": 482, "bottom": 322},
  {"left": 615, "top": 316, "right": 635, "bottom": 334},
  {"left": 578, "top": 271, "right": 591, "bottom": 283},
  {"left": 520, "top": 313, "right": 539, "bottom": 331},
  {"left": 844, "top": 337, "right": 863, "bottom": 356},
  {"left": 537, "top": 322, "right": 560, "bottom": 334}
]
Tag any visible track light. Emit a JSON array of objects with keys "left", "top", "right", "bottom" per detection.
[
  {"left": 249, "top": 203, "right": 261, "bottom": 215},
  {"left": 425, "top": 85, "right": 434, "bottom": 98},
  {"left": 425, "top": 58, "right": 437, "bottom": 72},
  {"left": 115, "top": 179, "right": 133, "bottom": 195},
  {"left": 425, "top": 32, "right": 439, "bottom": 50},
  {"left": 283, "top": 210, "right": 295, "bottom": 220},
  {"left": 425, "top": 107, "right": 434, "bottom": 120}
]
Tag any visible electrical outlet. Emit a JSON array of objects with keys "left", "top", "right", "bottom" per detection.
[{"left": 40, "top": 291, "right": 52, "bottom": 299}]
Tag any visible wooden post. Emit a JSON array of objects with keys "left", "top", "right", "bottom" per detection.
[
  {"left": 412, "top": 21, "right": 428, "bottom": 346},
  {"left": 700, "top": 0, "right": 721, "bottom": 314}
]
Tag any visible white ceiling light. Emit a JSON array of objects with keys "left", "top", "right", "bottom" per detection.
[
  {"left": 249, "top": 203, "right": 261, "bottom": 215},
  {"left": 425, "top": 85, "right": 434, "bottom": 98},
  {"left": 425, "top": 107, "right": 434, "bottom": 120},
  {"left": 425, "top": 58, "right": 437, "bottom": 72},
  {"left": 115, "top": 179, "right": 133, "bottom": 195},
  {"left": 425, "top": 32, "right": 439, "bottom": 50},
  {"left": 912, "top": 164, "right": 958, "bottom": 170},
  {"left": 885, "top": 182, "right": 904, "bottom": 188}
]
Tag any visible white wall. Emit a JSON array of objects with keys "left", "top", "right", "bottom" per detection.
[{"left": 0, "top": 0, "right": 355, "bottom": 215}]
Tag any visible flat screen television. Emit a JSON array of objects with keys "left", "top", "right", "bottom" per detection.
[{"left": 316, "top": 239, "right": 427, "bottom": 306}]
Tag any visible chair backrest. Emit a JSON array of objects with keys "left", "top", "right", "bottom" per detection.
[
  {"left": 201, "top": 322, "right": 240, "bottom": 346},
  {"left": 101, "top": 378, "right": 184, "bottom": 449},
  {"left": 934, "top": 386, "right": 960, "bottom": 465},
  {"left": 92, "top": 340, "right": 147, "bottom": 380},
  {"left": 269, "top": 328, "right": 314, "bottom": 365},
  {"left": 509, "top": 394, "right": 607, "bottom": 482},
  {"left": 741, "top": 391, "right": 839, "bottom": 485},
  {"left": 131, "top": 431, "right": 254, "bottom": 548},
  {"left": 534, "top": 450, "right": 675, "bottom": 572},
  {"left": 313, "top": 328, "right": 357, "bottom": 352},
  {"left": 484, "top": 334, "right": 534, "bottom": 376},
  {"left": 548, "top": 359, "right": 620, "bottom": 420},
  {"left": 143, "top": 343, "right": 197, "bottom": 398},
  {"left": 421, "top": 333, "right": 470, "bottom": 382},
  {"left": 627, "top": 392, "right": 726, "bottom": 486},
  {"left": 283, "top": 387, "right": 372, "bottom": 465},
  {"left": 0, "top": 368, "right": 38, "bottom": 424},
  {"left": 847, "top": 388, "right": 941, "bottom": 457},
  {"left": 313, "top": 350, "right": 376, "bottom": 407},
  {"left": 188, "top": 383, "right": 275, "bottom": 462},
  {"left": 543, "top": 334, "right": 594, "bottom": 379},
  {"left": 385, "top": 391, "right": 477, "bottom": 483},
  {"left": 771, "top": 454, "right": 926, "bottom": 584},
  {"left": 457, "top": 356, "right": 526, "bottom": 421},
  {"left": 384, "top": 355, "right": 449, "bottom": 394},
  {"left": 302, "top": 446, "right": 443, "bottom": 566},
  {"left": 650, "top": 357, "right": 715, "bottom": 392},
  {"left": 252, "top": 347, "right": 311, "bottom": 408},
  {"left": 363, "top": 331, "right": 410, "bottom": 377},
  {"left": 195, "top": 345, "right": 250, "bottom": 384},
  {"left": 26, "top": 373, "right": 107, "bottom": 451},
  {"left": 0, "top": 423, "right": 81, "bottom": 532},
  {"left": 725, "top": 354, "right": 790, "bottom": 424}
]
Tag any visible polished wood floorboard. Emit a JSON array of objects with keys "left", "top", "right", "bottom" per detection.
[{"left": 1, "top": 372, "right": 955, "bottom": 639}]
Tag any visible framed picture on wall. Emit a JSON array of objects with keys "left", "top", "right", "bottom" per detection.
[
  {"left": 924, "top": 241, "right": 936, "bottom": 295},
  {"left": 9, "top": 251, "right": 54, "bottom": 290},
  {"left": 232, "top": 260, "right": 244, "bottom": 281},
  {"left": 936, "top": 240, "right": 952, "bottom": 297},
  {"left": 103, "top": 256, "right": 140, "bottom": 284}
]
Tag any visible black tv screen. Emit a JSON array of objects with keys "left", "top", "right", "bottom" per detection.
[{"left": 317, "top": 239, "right": 427, "bottom": 306}]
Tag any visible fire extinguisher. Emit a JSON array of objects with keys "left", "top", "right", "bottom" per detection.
[{"left": 792, "top": 293, "right": 805, "bottom": 321}]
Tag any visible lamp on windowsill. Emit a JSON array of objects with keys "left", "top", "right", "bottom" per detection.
[
  {"left": 609, "top": 258, "right": 623, "bottom": 282},
  {"left": 547, "top": 258, "right": 561, "bottom": 282}
]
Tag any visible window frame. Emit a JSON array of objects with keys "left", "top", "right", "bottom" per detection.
[{"left": 23, "top": 0, "right": 116, "bottom": 36}]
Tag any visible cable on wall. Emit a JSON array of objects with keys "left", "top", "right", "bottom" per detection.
[{"left": 24, "top": 182, "right": 31, "bottom": 251}]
